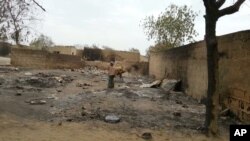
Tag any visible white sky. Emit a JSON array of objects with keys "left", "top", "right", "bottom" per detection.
[{"left": 36, "top": 0, "right": 250, "bottom": 55}]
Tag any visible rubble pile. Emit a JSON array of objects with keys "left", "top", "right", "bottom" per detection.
[
  {"left": 0, "top": 66, "right": 19, "bottom": 73},
  {"left": 71, "top": 66, "right": 106, "bottom": 76},
  {"left": 140, "top": 79, "right": 181, "bottom": 92},
  {"left": 0, "top": 66, "right": 235, "bottom": 137},
  {"left": 16, "top": 72, "right": 74, "bottom": 88}
]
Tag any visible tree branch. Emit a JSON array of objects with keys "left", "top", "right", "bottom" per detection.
[
  {"left": 218, "top": 0, "right": 245, "bottom": 17},
  {"left": 215, "top": 0, "right": 226, "bottom": 9},
  {"left": 32, "top": 0, "right": 46, "bottom": 12}
]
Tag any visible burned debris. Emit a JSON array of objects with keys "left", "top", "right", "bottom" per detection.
[{"left": 0, "top": 65, "right": 211, "bottom": 132}]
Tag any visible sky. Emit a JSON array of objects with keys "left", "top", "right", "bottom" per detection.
[{"left": 36, "top": 0, "right": 250, "bottom": 55}]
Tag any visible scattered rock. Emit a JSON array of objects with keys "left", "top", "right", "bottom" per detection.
[
  {"left": 175, "top": 100, "right": 183, "bottom": 104},
  {"left": 0, "top": 78, "right": 4, "bottom": 85},
  {"left": 138, "top": 79, "right": 143, "bottom": 82},
  {"left": 81, "top": 111, "right": 87, "bottom": 117},
  {"left": 220, "top": 116, "right": 228, "bottom": 120},
  {"left": 76, "top": 83, "right": 92, "bottom": 87},
  {"left": 26, "top": 76, "right": 57, "bottom": 88},
  {"left": 47, "top": 95, "right": 58, "bottom": 100},
  {"left": 105, "top": 114, "right": 121, "bottom": 123},
  {"left": 16, "top": 86, "right": 24, "bottom": 89},
  {"left": 37, "top": 88, "right": 42, "bottom": 91},
  {"left": 182, "top": 104, "right": 188, "bottom": 108},
  {"left": 24, "top": 72, "right": 32, "bottom": 76},
  {"left": 173, "top": 112, "right": 181, "bottom": 117},
  {"left": 36, "top": 72, "right": 50, "bottom": 77},
  {"left": 140, "top": 80, "right": 162, "bottom": 88},
  {"left": 66, "top": 118, "right": 73, "bottom": 122},
  {"left": 15, "top": 92, "right": 22, "bottom": 96},
  {"left": 54, "top": 77, "right": 63, "bottom": 83},
  {"left": 196, "top": 126, "right": 206, "bottom": 132},
  {"left": 161, "top": 79, "right": 180, "bottom": 92},
  {"left": 28, "top": 99, "right": 47, "bottom": 105},
  {"left": 150, "top": 97, "right": 156, "bottom": 101},
  {"left": 76, "top": 83, "right": 83, "bottom": 87},
  {"left": 141, "top": 132, "right": 152, "bottom": 140},
  {"left": 80, "top": 107, "right": 91, "bottom": 117},
  {"left": 84, "top": 83, "right": 91, "bottom": 86},
  {"left": 118, "top": 85, "right": 130, "bottom": 89},
  {"left": 57, "top": 121, "right": 62, "bottom": 126}
]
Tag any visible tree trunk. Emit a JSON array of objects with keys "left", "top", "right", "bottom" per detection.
[
  {"left": 15, "top": 30, "right": 20, "bottom": 46},
  {"left": 204, "top": 14, "right": 220, "bottom": 136}
]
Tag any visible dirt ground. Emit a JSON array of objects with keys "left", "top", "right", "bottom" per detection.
[
  {"left": 0, "top": 66, "right": 236, "bottom": 141},
  {"left": 0, "top": 57, "right": 10, "bottom": 66}
]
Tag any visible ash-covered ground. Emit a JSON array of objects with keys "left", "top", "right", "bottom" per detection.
[{"left": 0, "top": 66, "right": 237, "bottom": 141}]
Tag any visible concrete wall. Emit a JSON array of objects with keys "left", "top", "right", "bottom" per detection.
[
  {"left": 11, "top": 48, "right": 84, "bottom": 69},
  {"left": 149, "top": 30, "right": 250, "bottom": 121}
]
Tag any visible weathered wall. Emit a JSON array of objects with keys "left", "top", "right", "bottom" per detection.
[
  {"left": 11, "top": 48, "right": 84, "bottom": 69},
  {"left": 83, "top": 48, "right": 140, "bottom": 62},
  {"left": 85, "top": 61, "right": 148, "bottom": 76},
  {"left": 0, "top": 42, "right": 11, "bottom": 56},
  {"left": 150, "top": 41, "right": 207, "bottom": 99},
  {"left": 85, "top": 61, "right": 136, "bottom": 71},
  {"left": 129, "top": 62, "right": 149, "bottom": 76},
  {"left": 76, "top": 49, "right": 84, "bottom": 58},
  {"left": 218, "top": 31, "right": 250, "bottom": 121},
  {"left": 140, "top": 55, "right": 148, "bottom": 62},
  {"left": 108, "top": 50, "right": 140, "bottom": 62},
  {"left": 149, "top": 30, "right": 250, "bottom": 121},
  {"left": 83, "top": 48, "right": 104, "bottom": 61},
  {"left": 85, "top": 61, "right": 109, "bottom": 70},
  {"left": 47, "top": 46, "right": 77, "bottom": 55}
]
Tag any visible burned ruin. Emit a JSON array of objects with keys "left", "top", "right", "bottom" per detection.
[{"left": 0, "top": 30, "right": 249, "bottom": 141}]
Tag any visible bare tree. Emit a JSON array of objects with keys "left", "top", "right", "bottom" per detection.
[
  {"left": 30, "top": 34, "right": 54, "bottom": 50},
  {"left": 0, "top": 0, "right": 45, "bottom": 45},
  {"left": 202, "top": 0, "right": 246, "bottom": 136}
]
